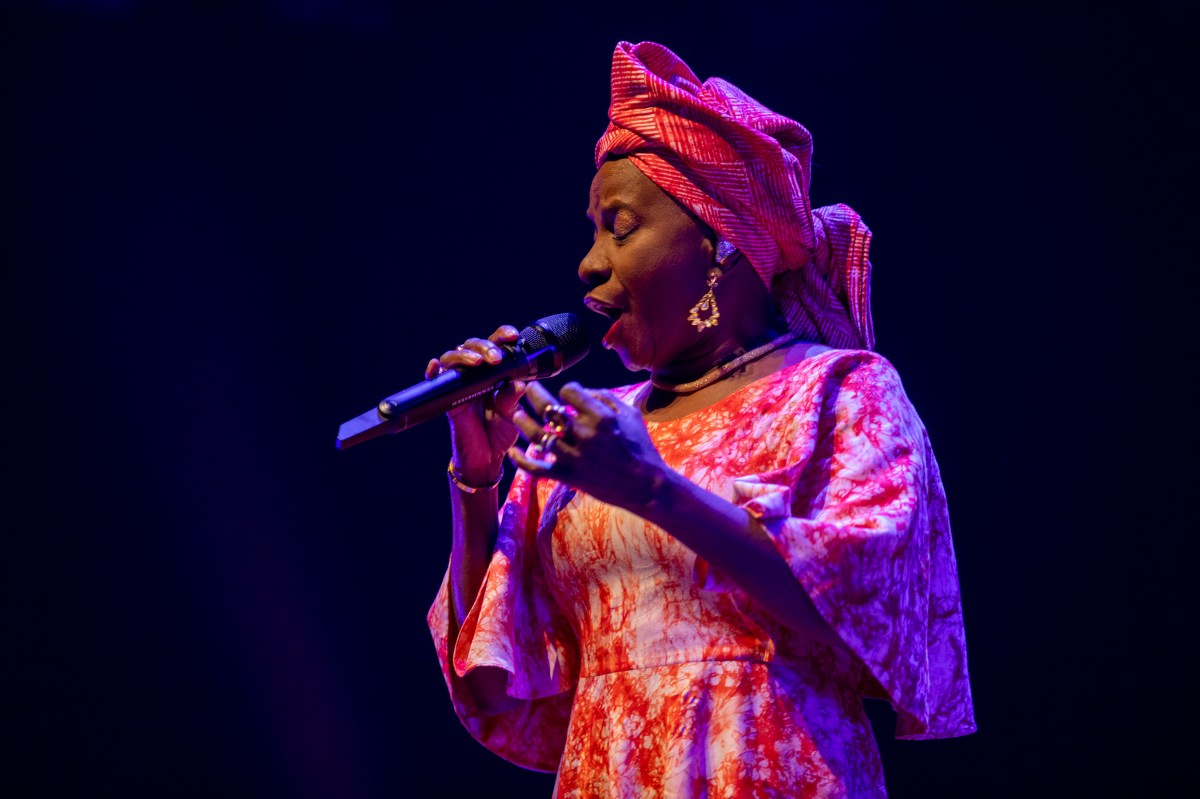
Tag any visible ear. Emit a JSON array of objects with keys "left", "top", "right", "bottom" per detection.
[{"left": 715, "top": 238, "right": 739, "bottom": 268}]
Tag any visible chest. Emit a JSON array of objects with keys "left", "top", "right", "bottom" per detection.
[{"left": 532, "top": 407, "right": 813, "bottom": 607}]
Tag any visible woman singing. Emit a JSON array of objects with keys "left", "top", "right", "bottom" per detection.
[{"left": 424, "top": 41, "right": 974, "bottom": 798}]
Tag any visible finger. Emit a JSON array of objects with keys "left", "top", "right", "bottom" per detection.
[
  {"left": 438, "top": 347, "right": 484, "bottom": 369},
  {"left": 425, "top": 358, "right": 441, "bottom": 380},
  {"left": 592, "top": 388, "right": 624, "bottom": 413},
  {"left": 460, "top": 337, "right": 506, "bottom": 365},
  {"left": 507, "top": 438, "right": 581, "bottom": 475},
  {"left": 507, "top": 445, "right": 554, "bottom": 476},
  {"left": 493, "top": 380, "right": 527, "bottom": 417},
  {"left": 511, "top": 407, "right": 546, "bottom": 444},
  {"left": 524, "top": 380, "right": 558, "bottom": 417},
  {"left": 559, "top": 382, "right": 610, "bottom": 419},
  {"left": 489, "top": 324, "right": 521, "bottom": 344},
  {"left": 543, "top": 436, "right": 581, "bottom": 461}
]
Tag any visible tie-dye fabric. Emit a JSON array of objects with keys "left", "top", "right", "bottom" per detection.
[{"left": 428, "top": 350, "right": 974, "bottom": 798}]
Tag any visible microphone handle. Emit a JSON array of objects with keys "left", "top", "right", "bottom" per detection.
[
  {"left": 376, "top": 349, "right": 539, "bottom": 431},
  {"left": 335, "top": 344, "right": 561, "bottom": 449}
]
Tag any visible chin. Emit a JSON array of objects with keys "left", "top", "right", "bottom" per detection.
[
  {"left": 609, "top": 342, "right": 650, "bottom": 373},
  {"left": 615, "top": 350, "right": 648, "bottom": 373},
  {"left": 603, "top": 329, "right": 645, "bottom": 372}
]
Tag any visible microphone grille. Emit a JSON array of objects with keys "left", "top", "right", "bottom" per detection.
[{"left": 522, "top": 312, "right": 591, "bottom": 370}]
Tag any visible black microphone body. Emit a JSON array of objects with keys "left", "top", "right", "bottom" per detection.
[{"left": 336, "top": 313, "right": 589, "bottom": 450}]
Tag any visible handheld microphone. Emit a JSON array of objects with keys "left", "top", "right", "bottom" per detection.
[{"left": 335, "top": 312, "right": 590, "bottom": 450}]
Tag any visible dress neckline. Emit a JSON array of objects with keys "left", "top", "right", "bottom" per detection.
[{"left": 624, "top": 346, "right": 853, "bottom": 427}]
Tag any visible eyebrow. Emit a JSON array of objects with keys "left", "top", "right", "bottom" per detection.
[{"left": 586, "top": 198, "right": 635, "bottom": 222}]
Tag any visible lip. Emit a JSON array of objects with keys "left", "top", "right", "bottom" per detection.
[
  {"left": 585, "top": 295, "right": 628, "bottom": 351},
  {"left": 600, "top": 313, "right": 625, "bottom": 350},
  {"left": 583, "top": 295, "right": 627, "bottom": 321}
]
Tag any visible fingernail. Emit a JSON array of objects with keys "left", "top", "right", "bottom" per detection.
[{"left": 486, "top": 347, "right": 501, "bottom": 363}]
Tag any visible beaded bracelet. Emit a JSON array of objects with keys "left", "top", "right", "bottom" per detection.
[{"left": 447, "top": 460, "right": 503, "bottom": 494}]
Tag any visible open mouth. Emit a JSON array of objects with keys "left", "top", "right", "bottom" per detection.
[{"left": 584, "top": 296, "right": 627, "bottom": 323}]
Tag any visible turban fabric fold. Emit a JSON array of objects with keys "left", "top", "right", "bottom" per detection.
[{"left": 595, "top": 41, "right": 875, "bottom": 351}]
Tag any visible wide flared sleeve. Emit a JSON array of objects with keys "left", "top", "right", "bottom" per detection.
[
  {"left": 426, "top": 470, "right": 580, "bottom": 772},
  {"left": 701, "top": 352, "right": 975, "bottom": 740}
]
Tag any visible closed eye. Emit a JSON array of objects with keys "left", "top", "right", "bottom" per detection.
[
  {"left": 609, "top": 220, "right": 638, "bottom": 239},
  {"left": 609, "top": 207, "right": 639, "bottom": 242}
]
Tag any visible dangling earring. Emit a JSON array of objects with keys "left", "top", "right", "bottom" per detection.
[
  {"left": 688, "top": 239, "right": 737, "bottom": 330},
  {"left": 688, "top": 267, "right": 722, "bottom": 330}
]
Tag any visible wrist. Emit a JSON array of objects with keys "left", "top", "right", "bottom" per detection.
[
  {"left": 447, "top": 460, "right": 504, "bottom": 494},
  {"left": 450, "top": 452, "right": 505, "bottom": 487},
  {"left": 632, "top": 465, "right": 686, "bottom": 525}
]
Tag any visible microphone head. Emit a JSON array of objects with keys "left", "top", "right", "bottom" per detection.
[{"left": 521, "top": 312, "right": 591, "bottom": 376}]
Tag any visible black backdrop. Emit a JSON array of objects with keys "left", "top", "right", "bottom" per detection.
[{"left": 4, "top": 1, "right": 1194, "bottom": 796}]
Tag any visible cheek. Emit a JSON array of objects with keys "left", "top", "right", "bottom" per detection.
[
  {"left": 614, "top": 231, "right": 710, "bottom": 367},
  {"left": 628, "top": 277, "right": 697, "bottom": 367},
  {"left": 645, "top": 261, "right": 703, "bottom": 330}
]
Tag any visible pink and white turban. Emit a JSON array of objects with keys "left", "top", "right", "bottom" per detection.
[{"left": 595, "top": 41, "right": 875, "bottom": 351}]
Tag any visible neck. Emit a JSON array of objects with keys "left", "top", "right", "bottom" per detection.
[
  {"left": 650, "top": 260, "right": 786, "bottom": 390},
  {"left": 651, "top": 328, "right": 795, "bottom": 394},
  {"left": 651, "top": 322, "right": 784, "bottom": 384}
]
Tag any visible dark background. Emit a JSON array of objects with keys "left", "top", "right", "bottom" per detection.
[{"left": 3, "top": 1, "right": 1194, "bottom": 796}]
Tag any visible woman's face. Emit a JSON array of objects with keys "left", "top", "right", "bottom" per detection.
[{"left": 580, "top": 158, "right": 715, "bottom": 373}]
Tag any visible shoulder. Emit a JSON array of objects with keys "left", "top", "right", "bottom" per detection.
[
  {"left": 774, "top": 347, "right": 907, "bottom": 406},
  {"left": 787, "top": 346, "right": 897, "bottom": 382},
  {"left": 765, "top": 349, "right": 926, "bottom": 451}
]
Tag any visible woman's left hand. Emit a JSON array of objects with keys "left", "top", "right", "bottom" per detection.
[{"left": 507, "top": 381, "right": 671, "bottom": 513}]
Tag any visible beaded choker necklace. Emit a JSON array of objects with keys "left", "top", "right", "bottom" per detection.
[{"left": 650, "top": 332, "right": 799, "bottom": 394}]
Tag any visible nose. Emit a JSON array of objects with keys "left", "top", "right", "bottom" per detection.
[{"left": 578, "top": 239, "right": 611, "bottom": 288}]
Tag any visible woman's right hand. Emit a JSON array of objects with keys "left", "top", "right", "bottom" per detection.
[{"left": 425, "top": 324, "right": 527, "bottom": 486}]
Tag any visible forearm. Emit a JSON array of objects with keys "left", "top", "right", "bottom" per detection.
[
  {"left": 447, "top": 476, "right": 500, "bottom": 626},
  {"left": 637, "top": 469, "right": 845, "bottom": 650},
  {"left": 445, "top": 472, "right": 522, "bottom": 714}
]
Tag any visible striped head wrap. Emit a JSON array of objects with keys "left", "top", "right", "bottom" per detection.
[{"left": 595, "top": 41, "right": 875, "bottom": 350}]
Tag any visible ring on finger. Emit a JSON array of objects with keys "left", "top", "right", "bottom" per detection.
[
  {"left": 542, "top": 418, "right": 568, "bottom": 438},
  {"left": 541, "top": 404, "right": 575, "bottom": 436},
  {"left": 537, "top": 428, "right": 562, "bottom": 451},
  {"left": 527, "top": 428, "right": 561, "bottom": 464}
]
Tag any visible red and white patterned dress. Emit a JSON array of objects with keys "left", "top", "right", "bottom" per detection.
[{"left": 428, "top": 349, "right": 975, "bottom": 798}]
